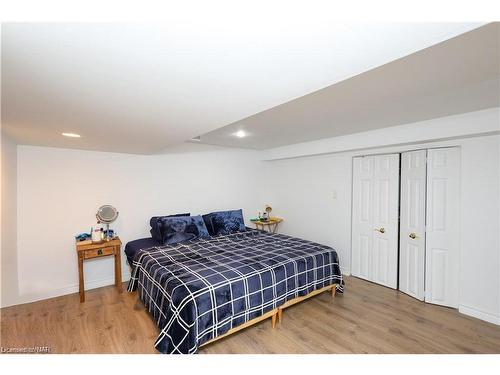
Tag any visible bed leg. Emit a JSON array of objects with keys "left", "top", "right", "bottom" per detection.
[
  {"left": 331, "top": 285, "right": 337, "bottom": 297},
  {"left": 271, "top": 312, "right": 277, "bottom": 328},
  {"left": 277, "top": 308, "right": 283, "bottom": 323}
]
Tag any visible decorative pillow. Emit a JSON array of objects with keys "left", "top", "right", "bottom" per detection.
[
  {"left": 159, "top": 215, "right": 210, "bottom": 245},
  {"left": 202, "top": 214, "right": 215, "bottom": 235},
  {"left": 203, "top": 209, "right": 246, "bottom": 236},
  {"left": 150, "top": 213, "right": 190, "bottom": 241}
]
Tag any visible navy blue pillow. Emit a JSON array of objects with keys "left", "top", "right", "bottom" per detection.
[
  {"left": 203, "top": 209, "right": 246, "bottom": 236},
  {"left": 202, "top": 214, "right": 215, "bottom": 235},
  {"left": 159, "top": 215, "right": 210, "bottom": 245},
  {"left": 150, "top": 213, "right": 190, "bottom": 241}
]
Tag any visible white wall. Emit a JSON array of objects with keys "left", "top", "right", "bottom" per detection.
[
  {"left": 261, "top": 109, "right": 500, "bottom": 325},
  {"left": 1, "top": 133, "right": 19, "bottom": 307},
  {"left": 459, "top": 135, "right": 500, "bottom": 323},
  {"left": 12, "top": 145, "right": 262, "bottom": 307},
  {"left": 261, "top": 153, "right": 353, "bottom": 275}
]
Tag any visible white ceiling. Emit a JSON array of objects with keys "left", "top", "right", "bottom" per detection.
[
  {"left": 1, "top": 22, "right": 487, "bottom": 154},
  {"left": 201, "top": 22, "right": 500, "bottom": 149}
]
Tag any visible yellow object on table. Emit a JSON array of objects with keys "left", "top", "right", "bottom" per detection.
[{"left": 253, "top": 217, "right": 283, "bottom": 233}]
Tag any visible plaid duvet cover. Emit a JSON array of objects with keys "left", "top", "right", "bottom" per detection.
[{"left": 128, "top": 229, "right": 343, "bottom": 354}]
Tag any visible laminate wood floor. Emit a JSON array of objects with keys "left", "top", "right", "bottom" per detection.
[{"left": 1, "top": 276, "right": 500, "bottom": 354}]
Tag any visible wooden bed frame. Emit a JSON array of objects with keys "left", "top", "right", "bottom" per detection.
[{"left": 200, "top": 283, "right": 338, "bottom": 348}]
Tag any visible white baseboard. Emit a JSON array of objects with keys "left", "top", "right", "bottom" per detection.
[
  {"left": 1, "top": 272, "right": 131, "bottom": 308},
  {"left": 459, "top": 304, "right": 500, "bottom": 325}
]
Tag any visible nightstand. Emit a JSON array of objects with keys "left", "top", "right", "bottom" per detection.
[
  {"left": 253, "top": 217, "right": 283, "bottom": 233},
  {"left": 75, "top": 237, "right": 122, "bottom": 302}
]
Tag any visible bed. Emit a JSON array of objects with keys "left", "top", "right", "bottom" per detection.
[
  {"left": 124, "top": 237, "right": 161, "bottom": 265},
  {"left": 127, "top": 229, "right": 343, "bottom": 354}
]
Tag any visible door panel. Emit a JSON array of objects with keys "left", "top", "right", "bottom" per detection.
[
  {"left": 361, "top": 179, "right": 372, "bottom": 223},
  {"left": 352, "top": 156, "right": 374, "bottom": 280},
  {"left": 425, "top": 147, "right": 460, "bottom": 308},
  {"left": 429, "top": 248, "right": 447, "bottom": 302},
  {"left": 359, "top": 234, "right": 371, "bottom": 278},
  {"left": 399, "top": 150, "right": 427, "bottom": 300},
  {"left": 372, "top": 154, "right": 400, "bottom": 288},
  {"left": 352, "top": 154, "right": 399, "bottom": 288},
  {"left": 373, "top": 236, "right": 389, "bottom": 284}
]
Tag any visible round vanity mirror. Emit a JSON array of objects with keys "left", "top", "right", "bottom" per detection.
[{"left": 96, "top": 205, "right": 119, "bottom": 241}]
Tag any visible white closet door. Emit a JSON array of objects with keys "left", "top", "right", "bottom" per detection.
[
  {"left": 372, "top": 154, "right": 400, "bottom": 288},
  {"left": 425, "top": 147, "right": 460, "bottom": 308},
  {"left": 352, "top": 156, "right": 374, "bottom": 280},
  {"left": 399, "top": 150, "right": 427, "bottom": 300},
  {"left": 352, "top": 154, "right": 399, "bottom": 288}
]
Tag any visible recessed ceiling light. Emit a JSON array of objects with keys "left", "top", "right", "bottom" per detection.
[
  {"left": 191, "top": 136, "right": 201, "bottom": 142},
  {"left": 62, "top": 132, "right": 81, "bottom": 138},
  {"left": 234, "top": 130, "right": 246, "bottom": 138}
]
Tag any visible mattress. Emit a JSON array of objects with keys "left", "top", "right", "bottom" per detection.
[{"left": 124, "top": 237, "right": 161, "bottom": 265}]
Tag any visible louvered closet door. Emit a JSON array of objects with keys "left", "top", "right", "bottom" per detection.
[
  {"left": 399, "top": 150, "right": 427, "bottom": 301},
  {"left": 425, "top": 147, "right": 460, "bottom": 308},
  {"left": 352, "top": 154, "right": 400, "bottom": 288}
]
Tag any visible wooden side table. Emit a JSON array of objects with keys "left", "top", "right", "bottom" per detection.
[
  {"left": 75, "top": 237, "right": 122, "bottom": 302},
  {"left": 253, "top": 217, "right": 283, "bottom": 233}
]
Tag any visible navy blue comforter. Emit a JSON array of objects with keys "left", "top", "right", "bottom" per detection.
[
  {"left": 128, "top": 229, "right": 343, "bottom": 354},
  {"left": 124, "top": 237, "right": 161, "bottom": 265}
]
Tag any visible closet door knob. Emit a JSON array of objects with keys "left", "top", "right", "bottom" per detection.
[
  {"left": 374, "top": 227, "right": 386, "bottom": 234},
  {"left": 409, "top": 232, "right": 418, "bottom": 239}
]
